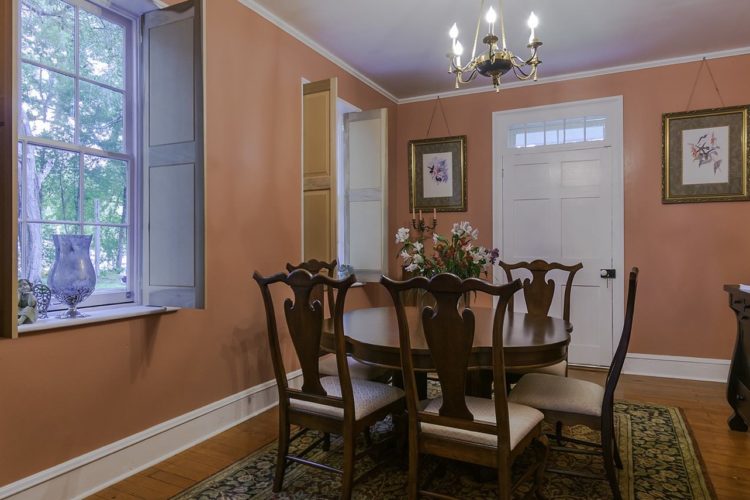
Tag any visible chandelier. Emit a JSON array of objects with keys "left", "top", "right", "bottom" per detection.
[{"left": 448, "top": 0, "right": 543, "bottom": 91}]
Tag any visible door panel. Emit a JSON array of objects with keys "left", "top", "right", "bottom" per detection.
[
  {"left": 342, "top": 108, "right": 388, "bottom": 282},
  {"left": 502, "top": 147, "right": 613, "bottom": 366}
]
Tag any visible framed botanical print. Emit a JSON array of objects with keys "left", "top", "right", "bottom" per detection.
[
  {"left": 408, "top": 135, "right": 467, "bottom": 212},
  {"left": 662, "top": 105, "right": 750, "bottom": 203}
]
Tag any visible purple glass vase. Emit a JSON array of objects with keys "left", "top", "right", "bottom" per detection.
[{"left": 47, "top": 234, "right": 97, "bottom": 318}]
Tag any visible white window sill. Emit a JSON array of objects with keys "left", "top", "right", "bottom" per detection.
[{"left": 18, "top": 305, "right": 180, "bottom": 334}]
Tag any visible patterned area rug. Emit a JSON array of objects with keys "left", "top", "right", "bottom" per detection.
[{"left": 173, "top": 400, "right": 714, "bottom": 499}]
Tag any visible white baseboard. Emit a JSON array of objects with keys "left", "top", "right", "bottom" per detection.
[
  {"left": 0, "top": 370, "right": 302, "bottom": 500},
  {"left": 623, "top": 353, "right": 730, "bottom": 383}
]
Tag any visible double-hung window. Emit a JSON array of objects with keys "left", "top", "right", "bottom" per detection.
[{"left": 18, "top": 0, "right": 135, "bottom": 308}]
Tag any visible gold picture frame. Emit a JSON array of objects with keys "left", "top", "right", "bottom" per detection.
[
  {"left": 408, "top": 135, "right": 467, "bottom": 212},
  {"left": 662, "top": 105, "right": 750, "bottom": 203}
]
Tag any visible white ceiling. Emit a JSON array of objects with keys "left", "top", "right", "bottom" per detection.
[{"left": 247, "top": 0, "right": 750, "bottom": 101}]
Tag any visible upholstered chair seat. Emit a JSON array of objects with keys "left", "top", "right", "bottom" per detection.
[
  {"left": 512, "top": 360, "right": 567, "bottom": 377},
  {"left": 291, "top": 376, "right": 404, "bottom": 420},
  {"left": 421, "top": 396, "right": 544, "bottom": 450},
  {"left": 318, "top": 353, "right": 391, "bottom": 380},
  {"left": 508, "top": 373, "right": 605, "bottom": 417}
]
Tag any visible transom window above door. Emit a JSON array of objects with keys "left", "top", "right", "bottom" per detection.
[{"left": 508, "top": 116, "right": 607, "bottom": 149}]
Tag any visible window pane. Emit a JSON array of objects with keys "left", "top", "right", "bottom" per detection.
[
  {"left": 24, "top": 222, "right": 80, "bottom": 284},
  {"left": 20, "top": 0, "right": 75, "bottom": 72},
  {"left": 84, "top": 225, "right": 127, "bottom": 291},
  {"left": 31, "top": 146, "right": 80, "bottom": 222},
  {"left": 526, "top": 122, "right": 545, "bottom": 147},
  {"left": 585, "top": 116, "right": 606, "bottom": 142},
  {"left": 84, "top": 155, "right": 127, "bottom": 224},
  {"left": 545, "top": 120, "right": 563, "bottom": 145},
  {"left": 509, "top": 125, "right": 525, "bottom": 148},
  {"left": 21, "top": 63, "right": 75, "bottom": 142},
  {"left": 80, "top": 10, "right": 125, "bottom": 89},
  {"left": 564, "top": 117, "right": 585, "bottom": 143},
  {"left": 79, "top": 81, "right": 125, "bottom": 152}
]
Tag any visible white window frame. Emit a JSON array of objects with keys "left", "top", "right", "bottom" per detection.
[{"left": 17, "top": 0, "right": 138, "bottom": 310}]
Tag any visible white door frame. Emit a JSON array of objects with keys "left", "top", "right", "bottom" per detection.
[{"left": 492, "top": 96, "right": 625, "bottom": 361}]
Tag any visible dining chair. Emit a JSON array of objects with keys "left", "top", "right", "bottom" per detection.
[
  {"left": 381, "top": 273, "right": 549, "bottom": 500},
  {"left": 254, "top": 269, "right": 405, "bottom": 499},
  {"left": 286, "top": 259, "right": 391, "bottom": 382},
  {"left": 507, "top": 267, "right": 639, "bottom": 500},
  {"left": 498, "top": 259, "right": 583, "bottom": 377}
]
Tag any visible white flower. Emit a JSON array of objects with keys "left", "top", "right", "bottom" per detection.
[
  {"left": 413, "top": 253, "right": 424, "bottom": 264},
  {"left": 399, "top": 250, "right": 412, "bottom": 263},
  {"left": 413, "top": 241, "right": 424, "bottom": 252},
  {"left": 433, "top": 233, "right": 440, "bottom": 244},
  {"left": 395, "top": 227, "right": 411, "bottom": 244},
  {"left": 405, "top": 263, "right": 419, "bottom": 272}
]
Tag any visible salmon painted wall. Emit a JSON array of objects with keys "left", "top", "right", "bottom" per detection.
[
  {"left": 395, "top": 55, "right": 750, "bottom": 360},
  {"left": 0, "top": 0, "right": 395, "bottom": 486}
]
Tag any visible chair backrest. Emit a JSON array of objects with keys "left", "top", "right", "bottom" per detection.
[
  {"left": 254, "top": 268, "right": 356, "bottom": 417},
  {"left": 286, "top": 259, "right": 338, "bottom": 318},
  {"left": 497, "top": 259, "right": 583, "bottom": 321},
  {"left": 380, "top": 273, "right": 522, "bottom": 455},
  {"left": 602, "top": 267, "right": 639, "bottom": 411}
]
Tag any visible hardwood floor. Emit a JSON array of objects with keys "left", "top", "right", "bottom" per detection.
[{"left": 91, "top": 369, "right": 750, "bottom": 499}]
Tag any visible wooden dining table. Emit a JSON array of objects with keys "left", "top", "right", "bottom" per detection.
[{"left": 321, "top": 306, "right": 572, "bottom": 374}]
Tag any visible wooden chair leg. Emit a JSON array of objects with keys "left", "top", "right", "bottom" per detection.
[
  {"left": 408, "top": 434, "right": 420, "bottom": 499},
  {"left": 498, "top": 464, "right": 512, "bottom": 500},
  {"left": 534, "top": 435, "right": 549, "bottom": 500},
  {"left": 611, "top": 415, "right": 623, "bottom": 469},
  {"left": 363, "top": 426, "right": 372, "bottom": 447},
  {"left": 274, "top": 412, "right": 290, "bottom": 492},
  {"left": 340, "top": 431, "right": 356, "bottom": 500},
  {"left": 602, "top": 433, "right": 621, "bottom": 500},
  {"left": 555, "top": 421, "right": 564, "bottom": 447}
]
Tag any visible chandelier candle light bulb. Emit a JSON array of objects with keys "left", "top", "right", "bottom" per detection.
[
  {"left": 485, "top": 7, "right": 496, "bottom": 35},
  {"left": 527, "top": 11, "right": 539, "bottom": 44}
]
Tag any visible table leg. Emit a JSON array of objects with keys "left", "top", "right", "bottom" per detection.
[
  {"left": 392, "top": 371, "right": 428, "bottom": 400},
  {"left": 466, "top": 369, "right": 493, "bottom": 398}
]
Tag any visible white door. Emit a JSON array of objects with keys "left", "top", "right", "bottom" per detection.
[
  {"left": 492, "top": 97, "right": 624, "bottom": 367},
  {"left": 501, "top": 147, "right": 614, "bottom": 366}
]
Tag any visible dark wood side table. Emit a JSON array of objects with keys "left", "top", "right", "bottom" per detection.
[{"left": 724, "top": 285, "right": 750, "bottom": 431}]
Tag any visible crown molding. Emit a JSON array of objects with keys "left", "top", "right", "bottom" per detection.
[
  {"left": 236, "top": 0, "right": 398, "bottom": 104},
  {"left": 232, "top": 1, "right": 750, "bottom": 106},
  {"left": 399, "top": 45, "right": 750, "bottom": 104}
]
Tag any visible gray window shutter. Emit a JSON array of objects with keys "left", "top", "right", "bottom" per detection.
[{"left": 142, "top": 1, "right": 204, "bottom": 308}]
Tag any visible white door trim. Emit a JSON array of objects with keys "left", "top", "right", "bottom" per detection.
[{"left": 492, "top": 96, "right": 624, "bottom": 362}]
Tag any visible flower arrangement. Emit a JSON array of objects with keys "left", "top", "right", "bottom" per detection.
[{"left": 395, "top": 221, "right": 499, "bottom": 279}]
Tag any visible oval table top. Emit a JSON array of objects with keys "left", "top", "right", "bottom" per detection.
[{"left": 321, "top": 306, "right": 572, "bottom": 371}]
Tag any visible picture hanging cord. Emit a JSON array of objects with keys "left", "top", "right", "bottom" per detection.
[
  {"left": 685, "top": 57, "right": 725, "bottom": 111},
  {"left": 425, "top": 96, "right": 452, "bottom": 137}
]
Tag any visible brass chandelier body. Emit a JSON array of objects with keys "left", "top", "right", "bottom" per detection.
[{"left": 448, "top": 0, "right": 543, "bottom": 91}]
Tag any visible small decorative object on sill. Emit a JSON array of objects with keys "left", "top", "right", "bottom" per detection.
[
  {"left": 17, "top": 279, "right": 37, "bottom": 325},
  {"left": 48, "top": 234, "right": 97, "bottom": 319},
  {"left": 395, "top": 221, "right": 499, "bottom": 280},
  {"left": 33, "top": 283, "right": 52, "bottom": 319}
]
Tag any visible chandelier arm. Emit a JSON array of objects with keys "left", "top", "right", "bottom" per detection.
[
  {"left": 457, "top": 69, "right": 479, "bottom": 84},
  {"left": 511, "top": 65, "right": 538, "bottom": 81},
  {"left": 509, "top": 48, "right": 540, "bottom": 68},
  {"left": 470, "top": 0, "right": 486, "bottom": 59}
]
